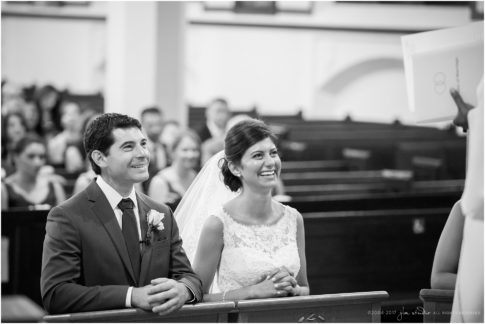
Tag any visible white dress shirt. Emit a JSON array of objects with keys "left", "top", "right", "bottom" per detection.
[{"left": 96, "top": 176, "right": 140, "bottom": 308}]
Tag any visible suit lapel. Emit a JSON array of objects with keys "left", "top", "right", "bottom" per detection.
[
  {"left": 86, "top": 180, "right": 137, "bottom": 285},
  {"left": 137, "top": 194, "right": 153, "bottom": 285}
]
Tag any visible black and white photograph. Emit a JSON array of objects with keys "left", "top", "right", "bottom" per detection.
[{"left": 1, "top": 1, "right": 483, "bottom": 322}]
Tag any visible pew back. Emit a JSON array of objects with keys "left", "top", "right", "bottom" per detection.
[
  {"left": 235, "top": 291, "right": 389, "bottom": 323},
  {"left": 1, "top": 209, "right": 49, "bottom": 306}
]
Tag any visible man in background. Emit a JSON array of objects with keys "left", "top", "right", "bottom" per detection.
[
  {"left": 140, "top": 107, "right": 168, "bottom": 193},
  {"left": 196, "top": 97, "right": 231, "bottom": 164}
]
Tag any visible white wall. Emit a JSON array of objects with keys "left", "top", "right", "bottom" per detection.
[
  {"left": 185, "top": 2, "right": 473, "bottom": 124},
  {"left": 1, "top": 1, "right": 474, "bottom": 124},
  {"left": 1, "top": 15, "right": 106, "bottom": 93}
]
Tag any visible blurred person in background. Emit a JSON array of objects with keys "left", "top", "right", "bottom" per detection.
[
  {"left": 71, "top": 113, "right": 101, "bottom": 195},
  {"left": 1, "top": 112, "right": 28, "bottom": 176},
  {"left": 23, "top": 99, "right": 44, "bottom": 137},
  {"left": 148, "top": 130, "right": 201, "bottom": 211},
  {"left": 1, "top": 81, "right": 26, "bottom": 116},
  {"left": 159, "top": 120, "right": 182, "bottom": 165},
  {"left": 1, "top": 134, "right": 66, "bottom": 210},
  {"left": 47, "top": 101, "right": 84, "bottom": 172},
  {"left": 139, "top": 106, "right": 168, "bottom": 193},
  {"left": 196, "top": 97, "right": 231, "bottom": 164},
  {"left": 34, "top": 84, "right": 63, "bottom": 139}
]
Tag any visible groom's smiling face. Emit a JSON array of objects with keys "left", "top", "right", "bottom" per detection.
[{"left": 100, "top": 127, "right": 150, "bottom": 190}]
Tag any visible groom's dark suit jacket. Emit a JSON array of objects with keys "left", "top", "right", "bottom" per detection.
[{"left": 40, "top": 180, "right": 202, "bottom": 314}]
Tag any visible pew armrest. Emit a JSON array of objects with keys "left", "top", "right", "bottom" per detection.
[
  {"left": 43, "top": 301, "right": 236, "bottom": 323},
  {"left": 419, "top": 288, "right": 454, "bottom": 323}
]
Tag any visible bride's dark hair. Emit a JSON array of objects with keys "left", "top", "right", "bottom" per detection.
[{"left": 220, "top": 118, "right": 277, "bottom": 192}]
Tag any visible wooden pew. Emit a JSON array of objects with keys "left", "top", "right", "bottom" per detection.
[
  {"left": 419, "top": 289, "right": 454, "bottom": 323},
  {"left": 287, "top": 190, "right": 461, "bottom": 213},
  {"left": 282, "top": 160, "right": 349, "bottom": 173},
  {"left": 281, "top": 170, "right": 386, "bottom": 186},
  {"left": 302, "top": 208, "right": 451, "bottom": 322},
  {"left": 235, "top": 291, "right": 389, "bottom": 322},
  {"left": 2, "top": 209, "right": 49, "bottom": 307},
  {"left": 284, "top": 179, "right": 464, "bottom": 197},
  {"left": 44, "top": 301, "right": 236, "bottom": 322},
  {"left": 44, "top": 292, "right": 389, "bottom": 323},
  {"left": 2, "top": 295, "right": 46, "bottom": 322}
]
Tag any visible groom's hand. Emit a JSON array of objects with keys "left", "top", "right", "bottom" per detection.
[
  {"left": 147, "top": 278, "right": 190, "bottom": 316},
  {"left": 131, "top": 285, "right": 156, "bottom": 310}
]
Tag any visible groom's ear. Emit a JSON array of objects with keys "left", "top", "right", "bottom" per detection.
[
  {"left": 228, "top": 161, "right": 241, "bottom": 177},
  {"left": 91, "top": 150, "right": 108, "bottom": 169}
]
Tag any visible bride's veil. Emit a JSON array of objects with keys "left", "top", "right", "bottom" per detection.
[{"left": 174, "top": 150, "right": 238, "bottom": 263}]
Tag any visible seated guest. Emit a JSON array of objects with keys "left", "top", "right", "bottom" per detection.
[
  {"left": 1, "top": 112, "right": 28, "bottom": 176},
  {"left": 72, "top": 158, "right": 96, "bottom": 196},
  {"left": 140, "top": 106, "right": 168, "bottom": 193},
  {"left": 431, "top": 200, "right": 464, "bottom": 290},
  {"left": 23, "top": 100, "right": 43, "bottom": 137},
  {"left": 148, "top": 130, "right": 201, "bottom": 211},
  {"left": 72, "top": 113, "right": 101, "bottom": 196},
  {"left": 1, "top": 81, "right": 25, "bottom": 115},
  {"left": 159, "top": 120, "right": 182, "bottom": 165},
  {"left": 196, "top": 97, "right": 231, "bottom": 162},
  {"left": 47, "top": 101, "right": 84, "bottom": 172},
  {"left": 176, "top": 119, "right": 309, "bottom": 301},
  {"left": 1, "top": 134, "right": 65, "bottom": 210},
  {"left": 33, "top": 84, "right": 63, "bottom": 139},
  {"left": 40, "top": 113, "right": 202, "bottom": 314}
]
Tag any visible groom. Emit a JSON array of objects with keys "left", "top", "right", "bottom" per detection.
[{"left": 41, "top": 113, "right": 202, "bottom": 314}]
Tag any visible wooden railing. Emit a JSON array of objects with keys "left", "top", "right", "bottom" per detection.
[
  {"left": 43, "top": 291, "right": 389, "bottom": 323},
  {"left": 235, "top": 291, "right": 389, "bottom": 323},
  {"left": 419, "top": 289, "right": 454, "bottom": 323},
  {"left": 44, "top": 301, "right": 236, "bottom": 323}
]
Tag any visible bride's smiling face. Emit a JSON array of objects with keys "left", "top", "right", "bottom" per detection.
[{"left": 235, "top": 137, "right": 281, "bottom": 190}]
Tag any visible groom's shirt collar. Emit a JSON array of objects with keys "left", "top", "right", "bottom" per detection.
[{"left": 96, "top": 176, "right": 138, "bottom": 212}]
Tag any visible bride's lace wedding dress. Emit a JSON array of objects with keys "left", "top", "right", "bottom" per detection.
[{"left": 213, "top": 205, "right": 301, "bottom": 292}]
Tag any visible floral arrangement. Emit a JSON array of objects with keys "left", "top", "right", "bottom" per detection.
[{"left": 144, "top": 209, "right": 164, "bottom": 245}]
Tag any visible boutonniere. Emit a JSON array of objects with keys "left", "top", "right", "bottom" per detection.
[{"left": 144, "top": 209, "right": 165, "bottom": 245}]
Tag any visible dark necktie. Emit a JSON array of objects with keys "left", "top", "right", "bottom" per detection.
[{"left": 118, "top": 198, "right": 140, "bottom": 283}]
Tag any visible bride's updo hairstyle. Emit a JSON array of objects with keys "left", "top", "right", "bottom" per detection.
[{"left": 220, "top": 118, "right": 277, "bottom": 192}]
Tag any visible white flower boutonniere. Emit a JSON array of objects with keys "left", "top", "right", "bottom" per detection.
[{"left": 144, "top": 210, "right": 165, "bottom": 245}]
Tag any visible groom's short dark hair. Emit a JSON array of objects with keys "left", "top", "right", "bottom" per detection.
[{"left": 84, "top": 113, "right": 142, "bottom": 175}]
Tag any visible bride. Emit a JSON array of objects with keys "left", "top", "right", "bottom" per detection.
[{"left": 175, "top": 118, "right": 309, "bottom": 301}]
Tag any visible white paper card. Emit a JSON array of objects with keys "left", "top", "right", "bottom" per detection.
[{"left": 402, "top": 21, "right": 484, "bottom": 123}]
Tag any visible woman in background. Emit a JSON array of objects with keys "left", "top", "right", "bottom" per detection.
[
  {"left": 1, "top": 134, "right": 65, "bottom": 210},
  {"left": 34, "top": 84, "right": 62, "bottom": 139},
  {"left": 1, "top": 112, "right": 28, "bottom": 176},
  {"left": 47, "top": 101, "right": 84, "bottom": 172},
  {"left": 148, "top": 130, "right": 201, "bottom": 210}
]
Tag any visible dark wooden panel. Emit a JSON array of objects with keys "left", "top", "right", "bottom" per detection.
[
  {"left": 2, "top": 209, "right": 49, "bottom": 307},
  {"left": 302, "top": 208, "right": 451, "bottom": 322},
  {"left": 235, "top": 292, "right": 389, "bottom": 323}
]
